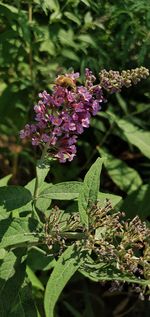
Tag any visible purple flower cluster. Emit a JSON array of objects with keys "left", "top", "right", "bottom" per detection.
[{"left": 20, "top": 69, "right": 104, "bottom": 162}]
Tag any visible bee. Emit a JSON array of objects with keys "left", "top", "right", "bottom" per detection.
[{"left": 55, "top": 75, "right": 76, "bottom": 89}]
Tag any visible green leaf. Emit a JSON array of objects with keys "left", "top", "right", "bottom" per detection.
[
  {"left": 25, "top": 178, "right": 50, "bottom": 194},
  {"left": 36, "top": 159, "right": 50, "bottom": 190},
  {"left": 45, "top": 0, "right": 60, "bottom": 11},
  {"left": 78, "top": 34, "right": 97, "bottom": 47},
  {"left": 0, "top": 250, "right": 26, "bottom": 317},
  {"left": 0, "top": 3, "right": 18, "bottom": 14},
  {"left": 116, "top": 118, "right": 150, "bottom": 159},
  {"left": 98, "top": 147, "right": 142, "bottom": 193},
  {"left": 41, "top": 0, "right": 60, "bottom": 14},
  {"left": 90, "top": 118, "right": 106, "bottom": 132},
  {"left": 10, "top": 281, "right": 38, "bottom": 317},
  {"left": 40, "top": 40, "right": 55, "bottom": 56},
  {"left": 25, "top": 179, "right": 51, "bottom": 214},
  {"left": 116, "top": 93, "right": 128, "bottom": 114},
  {"left": 121, "top": 184, "right": 150, "bottom": 220},
  {"left": 0, "top": 218, "right": 40, "bottom": 249},
  {"left": 61, "top": 49, "right": 80, "bottom": 62},
  {"left": 50, "top": 10, "right": 62, "bottom": 22},
  {"left": 80, "top": 261, "right": 150, "bottom": 286},
  {"left": 0, "top": 210, "right": 9, "bottom": 220},
  {"left": 27, "top": 247, "right": 56, "bottom": 271},
  {"left": 98, "top": 192, "right": 122, "bottom": 208},
  {"left": 40, "top": 181, "right": 82, "bottom": 200},
  {"left": 26, "top": 266, "right": 44, "bottom": 291},
  {"left": 35, "top": 196, "right": 51, "bottom": 214},
  {"left": 0, "top": 175, "right": 12, "bottom": 187},
  {"left": 0, "top": 249, "right": 6, "bottom": 260},
  {"left": 78, "top": 158, "right": 104, "bottom": 227},
  {"left": 58, "top": 28, "right": 76, "bottom": 48},
  {"left": 64, "top": 12, "right": 81, "bottom": 25},
  {"left": 0, "top": 186, "right": 32, "bottom": 212},
  {"left": 81, "top": 0, "right": 90, "bottom": 7},
  {"left": 44, "top": 244, "right": 84, "bottom": 317}
]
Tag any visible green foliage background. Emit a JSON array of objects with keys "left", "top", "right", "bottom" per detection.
[
  {"left": 0, "top": 1, "right": 150, "bottom": 315},
  {"left": 0, "top": 0, "right": 150, "bottom": 185}
]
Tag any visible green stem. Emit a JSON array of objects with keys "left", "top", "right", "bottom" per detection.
[
  {"left": 57, "top": 232, "right": 87, "bottom": 240},
  {"left": 32, "top": 144, "right": 50, "bottom": 222},
  {"left": 33, "top": 144, "right": 49, "bottom": 202}
]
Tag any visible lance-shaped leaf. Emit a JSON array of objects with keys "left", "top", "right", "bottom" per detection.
[
  {"left": 40, "top": 181, "right": 82, "bottom": 200},
  {"left": 0, "top": 186, "right": 32, "bottom": 212},
  {"left": 117, "top": 119, "right": 150, "bottom": 159},
  {"left": 104, "top": 112, "right": 150, "bottom": 159},
  {"left": 78, "top": 158, "right": 104, "bottom": 227},
  {"left": 0, "top": 218, "right": 40, "bottom": 249},
  {"left": 26, "top": 266, "right": 44, "bottom": 291},
  {"left": 44, "top": 244, "right": 84, "bottom": 317},
  {"left": 0, "top": 250, "right": 26, "bottom": 317},
  {"left": 98, "top": 147, "right": 142, "bottom": 193},
  {"left": 80, "top": 260, "right": 150, "bottom": 287}
]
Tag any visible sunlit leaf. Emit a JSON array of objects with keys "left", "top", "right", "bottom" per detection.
[
  {"left": 0, "top": 175, "right": 12, "bottom": 187},
  {"left": 40, "top": 181, "right": 82, "bottom": 200},
  {"left": 44, "top": 244, "right": 84, "bottom": 317},
  {"left": 98, "top": 147, "right": 142, "bottom": 193},
  {"left": 0, "top": 218, "right": 40, "bottom": 249},
  {"left": 78, "top": 158, "right": 104, "bottom": 227},
  {"left": 116, "top": 118, "right": 150, "bottom": 159},
  {"left": 26, "top": 266, "right": 44, "bottom": 291},
  {"left": 64, "top": 12, "right": 81, "bottom": 25}
]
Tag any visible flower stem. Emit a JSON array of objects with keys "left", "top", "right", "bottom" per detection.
[
  {"left": 33, "top": 144, "right": 49, "bottom": 201},
  {"left": 32, "top": 144, "right": 50, "bottom": 221}
]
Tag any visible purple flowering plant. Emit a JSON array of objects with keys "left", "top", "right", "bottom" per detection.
[
  {"left": 0, "top": 67, "right": 149, "bottom": 317},
  {"left": 20, "top": 67, "right": 149, "bottom": 164}
]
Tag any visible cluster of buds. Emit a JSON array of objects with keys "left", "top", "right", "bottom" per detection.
[
  {"left": 99, "top": 66, "right": 149, "bottom": 93},
  {"left": 20, "top": 67, "right": 149, "bottom": 163},
  {"left": 20, "top": 69, "right": 103, "bottom": 163}
]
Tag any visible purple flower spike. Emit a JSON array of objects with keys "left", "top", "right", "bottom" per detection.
[{"left": 20, "top": 69, "right": 104, "bottom": 162}]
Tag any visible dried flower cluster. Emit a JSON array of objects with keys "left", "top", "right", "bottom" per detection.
[
  {"left": 44, "top": 201, "right": 150, "bottom": 283},
  {"left": 99, "top": 66, "right": 149, "bottom": 93},
  {"left": 20, "top": 67, "right": 149, "bottom": 163},
  {"left": 84, "top": 203, "right": 150, "bottom": 280}
]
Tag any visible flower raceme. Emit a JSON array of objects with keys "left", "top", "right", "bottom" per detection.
[
  {"left": 20, "top": 69, "right": 104, "bottom": 162},
  {"left": 20, "top": 67, "right": 149, "bottom": 162}
]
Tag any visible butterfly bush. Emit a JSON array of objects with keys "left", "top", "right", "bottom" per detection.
[{"left": 20, "top": 67, "right": 149, "bottom": 162}]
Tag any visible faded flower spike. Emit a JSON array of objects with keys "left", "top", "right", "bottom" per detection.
[
  {"left": 20, "top": 67, "right": 149, "bottom": 162},
  {"left": 99, "top": 66, "right": 149, "bottom": 93}
]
